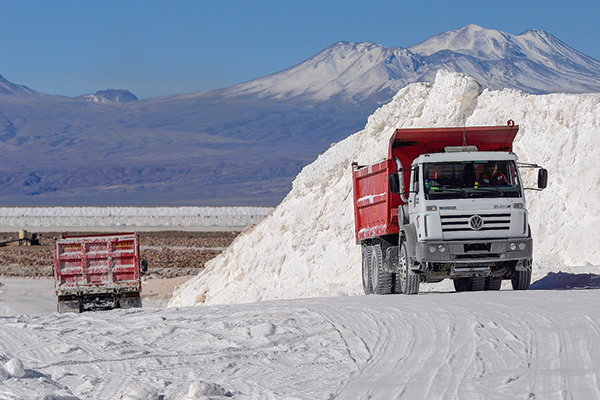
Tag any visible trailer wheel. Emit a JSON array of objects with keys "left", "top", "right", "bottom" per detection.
[
  {"left": 399, "top": 241, "right": 420, "bottom": 295},
  {"left": 485, "top": 277, "right": 502, "bottom": 290},
  {"left": 370, "top": 245, "right": 392, "bottom": 295},
  {"left": 362, "top": 246, "right": 373, "bottom": 295},
  {"left": 511, "top": 270, "right": 531, "bottom": 290}
]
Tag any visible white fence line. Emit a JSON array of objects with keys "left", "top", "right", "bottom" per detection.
[{"left": 0, "top": 207, "right": 274, "bottom": 232}]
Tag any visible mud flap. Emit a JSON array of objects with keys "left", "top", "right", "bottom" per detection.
[
  {"left": 57, "top": 298, "right": 81, "bottom": 313},
  {"left": 400, "top": 223, "right": 420, "bottom": 270},
  {"left": 120, "top": 292, "right": 142, "bottom": 309}
]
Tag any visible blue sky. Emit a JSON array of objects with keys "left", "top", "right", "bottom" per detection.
[{"left": 1, "top": 0, "right": 599, "bottom": 99}]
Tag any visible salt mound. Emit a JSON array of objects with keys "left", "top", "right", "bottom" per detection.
[{"left": 170, "top": 70, "right": 600, "bottom": 306}]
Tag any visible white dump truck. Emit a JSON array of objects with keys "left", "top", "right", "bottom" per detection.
[{"left": 352, "top": 122, "right": 547, "bottom": 295}]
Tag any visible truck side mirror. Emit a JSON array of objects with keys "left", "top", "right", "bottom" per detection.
[
  {"left": 389, "top": 174, "right": 400, "bottom": 194},
  {"left": 141, "top": 259, "right": 148, "bottom": 273},
  {"left": 538, "top": 168, "right": 548, "bottom": 189}
]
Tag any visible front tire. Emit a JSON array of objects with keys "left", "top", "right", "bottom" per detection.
[
  {"left": 398, "top": 241, "right": 420, "bottom": 295},
  {"left": 453, "top": 277, "right": 471, "bottom": 292},
  {"left": 512, "top": 270, "right": 531, "bottom": 290}
]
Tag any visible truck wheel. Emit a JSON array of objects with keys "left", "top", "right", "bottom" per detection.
[
  {"left": 362, "top": 246, "right": 373, "bottom": 295},
  {"left": 399, "top": 241, "right": 420, "bottom": 295},
  {"left": 471, "top": 276, "right": 485, "bottom": 291},
  {"left": 511, "top": 270, "right": 531, "bottom": 290},
  {"left": 453, "top": 278, "right": 470, "bottom": 292},
  {"left": 485, "top": 277, "right": 502, "bottom": 290},
  {"left": 392, "top": 274, "right": 403, "bottom": 294},
  {"left": 370, "top": 245, "right": 392, "bottom": 295}
]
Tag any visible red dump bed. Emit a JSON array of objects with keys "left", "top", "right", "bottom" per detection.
[
  {"left": 352, "top": 124, "right": 519, "bottom": 243},
  {"left": 53, "top": 232, "right": 142, "bottom": 295}
]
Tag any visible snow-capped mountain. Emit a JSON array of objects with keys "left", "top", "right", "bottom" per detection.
[
  {"left": 1, "top": 24, "right": 600, "bottom": 206},
  {"left": 219, "top": 24, "right": 600, "bottom": 100},
  {"left": 219, "top": 41, "right": 413, "bottom": 102},
  {"left": 408, "top": 24, "right": 600, "bottom": 93},
  {"left": 76, "top": 89, "right": 139, "bottom": 103}
]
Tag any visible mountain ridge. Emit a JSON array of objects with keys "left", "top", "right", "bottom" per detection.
[{"left": 1, "top": 24, "right": 600, "bottom": 206}]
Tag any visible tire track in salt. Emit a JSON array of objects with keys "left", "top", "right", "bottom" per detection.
[{"left": 316, "top": 290, "right": 600, "bottom": 399}]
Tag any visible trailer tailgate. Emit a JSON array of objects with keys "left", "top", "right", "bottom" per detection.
[{"left": 54, "top": 233, "right": 141, "bottom": 294}]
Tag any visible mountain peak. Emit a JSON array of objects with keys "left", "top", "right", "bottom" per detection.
[
  {"left": 408, "top": 25, "right": 513, "bottom": 60},
  {"left": 0, "top": 74, "right": 37, "bottom": 96},
  {"left": 76, "top": 89, "right": 138, "bottom": 103},
  {"left": 218, "top": 40, "right": 411, "bottom": 102}
]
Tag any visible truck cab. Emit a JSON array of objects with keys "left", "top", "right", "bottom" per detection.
[{"left": 406, "top": 150, "right": 534, "bottom": 292}]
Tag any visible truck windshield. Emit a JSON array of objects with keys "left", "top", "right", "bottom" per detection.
[{"left": 423, "top": 160, "right": 521, "bottom": 199}]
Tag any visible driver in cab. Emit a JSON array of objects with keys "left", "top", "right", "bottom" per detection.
[{"left": 479, "top": 163, "right": 509, "bottom": 186}]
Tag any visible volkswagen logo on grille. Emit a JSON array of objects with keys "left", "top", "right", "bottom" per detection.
[{"left": 469, "top": 215, "right": 484, "bottom": 230}]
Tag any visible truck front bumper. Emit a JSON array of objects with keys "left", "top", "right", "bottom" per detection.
[{"left": 415, "top": 238, "right": 532, "bottom": 265}]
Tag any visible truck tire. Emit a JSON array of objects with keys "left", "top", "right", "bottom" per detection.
[
  {"left": 511, "top": 270, "right": 531, "bottom": 290},
  {"left": 471, "top": 276, "right": 485, "bottom": 291},
  {"left": 399, "top": 241, "right": 420, "bottom": 295},
  {"left": 362, "top": 246, "right": 373, "bottom": 295},
  {"left": 392, "top": 274, "right": 403, "bottom": 294},
  {"left": 370, "top": 245, "right": 392, "bottom": 295},
  {"left": 453, "top": 278, "right": 471, "bottom": 292},
  {"left": 485, "top": 277, "right": 502, "bottom": 290}
]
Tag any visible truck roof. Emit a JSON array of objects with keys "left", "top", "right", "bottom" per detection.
[
  {"left": 416, "top": 151, "right": 518, "bottom": 164},
  {"left": 388, "top": 123, "right": 518, "bottom": 159},
  {"left": 389, "top": 123, "right": 519, "bottom": 187}
]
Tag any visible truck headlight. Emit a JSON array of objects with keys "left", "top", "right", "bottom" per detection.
[
  {"left": 519, "top": 243, "right": 526, "bottom": 250},
  {"left": 510, "top": 243, "right": 517, "bottom": 251},
  {"left": 438, "top": 245, "right": 446, "bottom": 253},
  {"left": 429, "top": 245, "right": 436, "bottom": 253}
]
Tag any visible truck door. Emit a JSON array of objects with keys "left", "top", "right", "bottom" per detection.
[{"left": 408, "top": 163, "right": 422, "bottom": 222}]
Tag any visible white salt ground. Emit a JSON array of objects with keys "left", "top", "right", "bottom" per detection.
[
  {"left": 2, "top": 71, "right": 600, "bottom": 399},
  {"left": 170, "top": 70, "right": 600, "bottom": 307}
]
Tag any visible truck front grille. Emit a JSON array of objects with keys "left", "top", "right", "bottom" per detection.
[{"left": 441, "top": 213, "right": 511, "bottom": 233}]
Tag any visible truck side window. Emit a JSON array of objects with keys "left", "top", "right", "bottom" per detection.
[{"left": 413, "top": 167, "right": 419, "bottom": 193}]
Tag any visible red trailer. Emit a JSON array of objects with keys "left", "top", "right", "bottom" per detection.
[{"left": 53, "top": 232, "right": 146, "bottom": 313}]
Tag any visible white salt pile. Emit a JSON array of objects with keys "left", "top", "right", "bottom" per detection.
[{"left": 169, "top": 70, "right": 600, "bottom": 306}]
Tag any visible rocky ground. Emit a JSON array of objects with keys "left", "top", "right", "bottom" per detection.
[{"left": 0, "top": 231, "right": 239, "bottom": 280}]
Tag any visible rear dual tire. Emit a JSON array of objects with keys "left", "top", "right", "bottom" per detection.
[{"left": 362, "top": 245, "right": 393, "bottom": 295}]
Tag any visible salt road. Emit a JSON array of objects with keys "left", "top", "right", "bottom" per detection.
[{"left": 1, "top": 286, "right": 600, "bottom": 399}]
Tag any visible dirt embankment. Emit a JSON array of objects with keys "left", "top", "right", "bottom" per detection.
[{"left": 0, "top": 231, "right": 239, "bottom": 279}]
